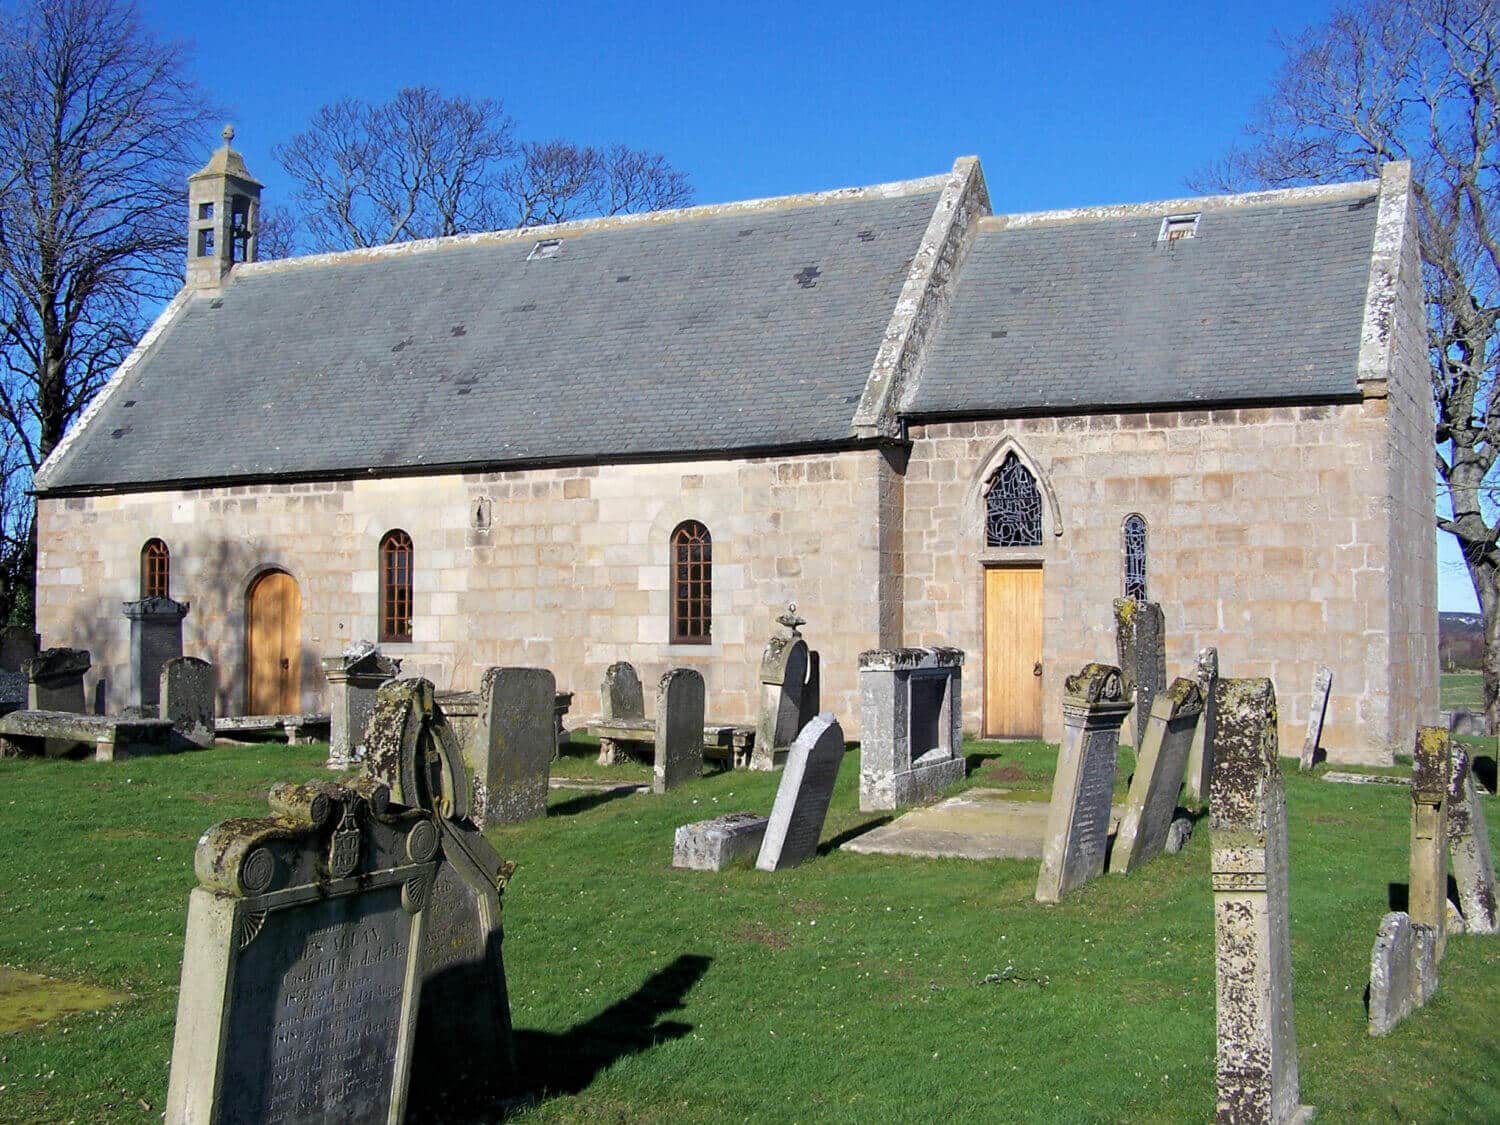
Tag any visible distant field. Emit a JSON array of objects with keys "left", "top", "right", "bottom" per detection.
[{"left": 1442, "top": 671, "right": 1485, "bottom": 710}]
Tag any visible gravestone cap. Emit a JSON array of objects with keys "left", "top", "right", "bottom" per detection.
[
  {"left": 323, "top": 639, "right": 402, "bottom": 679},
  {"left": 121, "top": 596, "right": 189, "bottom": 620},
  {"left": 776, "top": 602, "right": 806, "bottom": 637},
  {"left": 759, "top": 633, "right": 809, "bottom": 683},
  {"left": 857, "top": 646, "right": 964, "bottom": 672},
  {"left": 1156, "top": 676, "right": 1205, "bottom": 720},
  {"left": 23, "top": 647, "right": 90, "bottom": 681},
  {"left": 1411, "top": 727, "right": 1451, "bottom": 802},
  {"left": 1063, "top": 662, "right": 1124, "bottom": 706}
]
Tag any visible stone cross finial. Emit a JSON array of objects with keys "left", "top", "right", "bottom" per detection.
[
  {"left": 776, "top": 602, "right": 806, "bottom": 637},
  {"left": 222, "top": 123, "right": 235, "bottom": 144}
]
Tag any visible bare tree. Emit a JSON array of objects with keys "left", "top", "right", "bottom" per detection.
[
  {"left": 1200, "top": 0, "right": 1500, "bottom": 724},
  {"left": 501, "top": 140, "right": 693, "bottom": 227}
]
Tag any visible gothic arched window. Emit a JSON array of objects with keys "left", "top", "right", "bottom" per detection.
[
  {"left": 141, "top": 539, "right": 170, "bottom": 599},
  {"left": 1123, "top": 514, "right": 1148, "bottom": 600},
  {"left": 670, "top": 521, "right": 712, "bottom": 644},
  {"left": 984, "top": 453, "right": 1043, "bottom": 547},
  {"left": 379, "top": 530, "right": 414, "bottom": 642}
]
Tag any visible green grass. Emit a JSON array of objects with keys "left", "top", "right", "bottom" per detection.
[
  {"left": 1, "top": 740, "right": 1499, "bottom": 1122},
  {"left": 1441, "top": 671, "right": 1485, "bottom": 711}
]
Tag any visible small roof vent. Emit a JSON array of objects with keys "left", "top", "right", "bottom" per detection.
[
  {"left": 1158, "top": 213, "right": 1200, "bottom": 243},
  {"left": 526, "top": 238, "right": 562, "bottom": 261}
]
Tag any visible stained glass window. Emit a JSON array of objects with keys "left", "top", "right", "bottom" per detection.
[
  {"left": 671, "top": 521, "right": 712, "bottom": 644},
  {"left": 380, "top": 530, "right": 414, "bottom": 642},
  {"left": 141, "top": 539, "right": 169, "bottom": 598},
  {"left": 1124, "top": 514, "right": 1148, "bottom": 601},
  {"left": 984, "top": 453, "right": 1043, "bottom": 547}
]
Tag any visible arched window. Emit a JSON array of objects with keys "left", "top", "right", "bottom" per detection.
[
  {"left": 1123, "top": 514, "right": 1148, "bottom": 601},
  {"left": 141, "top": 539, "right": 170, "bottom": 599},
  {"left": 670, "top": 521, "right": 712, "bottom": 645},
  {"left": 379, "top": 530, "right": 414, "bottom": 642},
  {"left": 984, "top": 453, "right": 1043, "bottom": 547}
]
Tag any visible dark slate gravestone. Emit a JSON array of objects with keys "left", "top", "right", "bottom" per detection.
[
  {"left": 654, "top": 668, "right": 706, "bottom": 793},
  {"left": 1109, "top": 677, "right": 1204, "bottom": 875},
  {"left": 24, "top": 648, "right": 89, "bottom": 713},
  {"left": 1299, "top": 665, "right": 1334, "bottom": 770},
  {"left": 476, "top": 666, "right": 556, "bottom": 825},
  {"left": 1113, "top": 598, "right": 1166, "bottom": 750},
  {"left": 161, "top": 657, "right": 215, "bottom": 747},
  {"left": 122, "top": 597, "right": 188, "bottom": 710},
  {"left": 756, "top": 713, "right": 846, "bottom": 871},
  {"left": 751, "top": 604, "right": 820, "bottom": 771},
  {"left": 165, "top": 778, "right": 437, "bottom": 1124},
  {"left": 322, "top": 641, "right": 401, "bottom": 769}
]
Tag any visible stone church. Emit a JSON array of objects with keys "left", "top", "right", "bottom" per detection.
[{"left": 32, "top": 136, "right": 1435, "bottom": 764}]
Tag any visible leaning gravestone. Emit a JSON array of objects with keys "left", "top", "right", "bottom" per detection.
[
  {"left": 1036, "top": 663, "right": 1133, "bottom": 904},
  {"left": 1446, "top": 746, "right": 1498, "bottom": 934},
  {"left": 322, "top": 641, "right": 401, "bottom": 769},
  {"left": 24, "top": 648, "right": 89, "bottom": 713},
  {"left": 165, "top": 777, "right": 437, "bottom": 1123},
  {"left": 161, "top": 657, "right": 215, "bottom": 747},
  {"left": 654, "top": 668, "right": 705, "bottom": 794},
  {"left": 756, "top": 713, "right": 846, "bottom": 871},
  {"left": 1298, "top": 666, "right": 1333, "bottom": 771},
  {"left": 751, "top": 604, "right": 818, "bottom": 770},
  {"left": 1410, "top": 726, "right": 1452, "bottom": 961},
  {"left": 1210, "top": 677, "right": 1314, "bottom": 1124},
  {"left": 1368, "top": 911, "right": 1418, "bottom": 1036},
  {"left": 1184, "top": 647, "right": 1218, "bottom": 805},
  {"left": 473, "top": 666, "right": 556, "bottom": 825},
  {"left": 857, "top": 646, "right": 966, "bottom": 811},
  {"left": 123, "top": 596, "right": 188, "bottom": 710},
  {"left": 1110, "top": 677, "right": 1204, "bottom": 875},
  {"left": 1113, "top": 598, "right": 1166, "bottom": 750}
]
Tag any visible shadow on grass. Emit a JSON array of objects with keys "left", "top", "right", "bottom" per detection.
[
  {"left": 548, "top": 786, "right": 644, "bottom": 818},
  {"left": 819, "top": 816, "right": 892, "bottom": 855},
  {"left": 1475, "top": 755, "right": 1497, "bottom": 795}
]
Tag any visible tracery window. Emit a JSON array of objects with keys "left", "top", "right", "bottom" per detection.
[
  {"left": 670, "top": 521, "right": 712, "bottom": 645},
  {"left": 141, "top": 539, "right": 170, "bottom": 599},
  {"left": 379, "top": 530, "right": 414, "bottom": 643},
  {"left": 1123, "top": 514, "right": 1148, "bottom": 601},
  {"left": 984, "top": 453, "right": 1043, "bottom": 547}
]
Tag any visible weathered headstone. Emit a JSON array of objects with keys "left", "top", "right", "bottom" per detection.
[
  {"left": 161, "top": 656, "right": 215, "bottom": 747},
  {"left": 751, "top": 604, "right": 819, "bottom": 770},
  {"left": 1410, "top": 726, "right": 1452, "bottom": 961},
  {"left": 1210, "top": 677, "right": 1313, "bottom": 1124},
  {"left": 1368, "top": 911, "right": 1416, "bottom": 1036},
  {"left": 756, "top": 713, "right": 846, "bottom": 871},
  {"left": 1113, "top": 597, "right": 1166, "bottom": 750},
  {"left": 1184, "top": 646, "right": 1218, "bottom": 805},
  {"left": 1035, "top": 663, "right": 1132, "bottom": 904},
  {"left": 654, "top": 668, "right": 705, "bottom": 794},
  {"left": 322, "top": 641, "right": 401, "bottom": 769},
  {"left": 1412, "top": 923, "right": 1440, "bottom": 1006},
  {"left": 1446, "top": 746, "right": 1498, "bottom": 934},
  {"left": 857, "top": 646, "right": 966, "bottom": 811},
  {"left": 595, "top": 661, "right": 650, "bottom": 765},
  {"left": 165, "top": 777, "right": 437, "bottom": 1124},
  {"left": 673, "top": 812, "right": 770, "bottom": 871},
  {"left": 122, "top": 596, "right": 188, "bottom": 710},
  {"left": 473, "top": 666, "right": 556, "bottom": 825},
  {"left": 1298, "top": 666, "right": 1333, "bottom": 771},
  {"left": 1110, "top": 677, "right": 1204, "bottom": 875},
  {"left": 24, "top": 647, "right": 89, "bottom": 713}
]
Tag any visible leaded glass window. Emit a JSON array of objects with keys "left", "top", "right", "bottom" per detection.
[
  {"left": 380, "top": 530, "right": 414, "bottom": 642},
  {"left": 671, "top": 521, "right": 712, "bottom": 644},
  {"left": 141, "top": 539, "right": 169, "bottom": 599},
  {"left": 1123, "top": 514, "right": 1148, "bottom": 601},
  {"left": 984, "top": 453, "right": 1043, "bottom": 547}
]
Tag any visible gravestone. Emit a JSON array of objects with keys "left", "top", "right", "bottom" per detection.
[
  {"left": 756, "top": 713, "right": 846, "bottom": 871},
  {"left": 673, "top": 812, "right": 770, "bottom": 871},
  {"left": 1113, "top": 598, "right": 1166, "bottom": 750},
  {"left": 1035, "top": 663, "right": 1132, "bottom": 904},
  {"left": 474, "top": 666, "right": 556, "bottom": 825},
  {"left": 0, "top": 626, "right": 38, "bottom": 672},
  {"left": 322, "top": 641, "right": 401, "bottom": 770},
  {"left": 165, "top": 777, "right": 437, "bottom": 1123},
  {"left": 161, "top": 657, "right": 215, "bottom": 747},
  {"left": 24, "top": 648, "right": 89, "bottom": 713},
  {"left": 1210, "top": 677, "right": 1313, "bottom": 1124},
  {"left": 1446, "top": 746, "right": 1498, "bottom": 934},
  {"left": 1184, "top": 647, "right": 1218, "bottom": 805},
  {"left": 595, "top": 661, "right": 651, "bottom": 765},
  {"left": 1110, "top": 677, "right": 1204, "bottom": 875},
  {"left": 1298, "top": 666, "right": 1333, "bottom": 771},
  {"left": 1368, "top": 911, "right": 1416, "bottom": 1036},
  {"left": 751, "top": 604, "right": 819, "bottom": 770},
  {"left": 857, "top": 646, "right": 966, "bottom": 811},
  {"left": 122, "top": 596, "right": 189, "bottom": 710},
  {"left": 654, "top": 668, "right": 705, "bottom": 794},
  {"left": 1410, "top": 726, "right": 1452, "bottom": 961}
]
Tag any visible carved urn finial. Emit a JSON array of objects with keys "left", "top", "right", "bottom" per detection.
[{"left": 776, "top": 602, "right": 806, "bottom": 637}]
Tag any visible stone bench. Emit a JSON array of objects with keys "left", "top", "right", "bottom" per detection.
[
  {"left": 0, "top": 710, "right": 175, "bottom": 761},
  {"left": 215, "top": 713, "right": 330, "bottom": 744},
  {"left": 587, "top": 720, "right": 754, "bottom": 767}
]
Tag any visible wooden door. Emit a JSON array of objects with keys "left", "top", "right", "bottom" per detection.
[
  {"left": 983, "top": 566, "right": 1043, "bottom": 738},
  {"left": 246, "top": 570, "right": 301, "bottom": 715}
]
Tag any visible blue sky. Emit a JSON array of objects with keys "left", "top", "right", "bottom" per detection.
[{"left": 138, "top": 0, "right": 1478, "bottom": 611}]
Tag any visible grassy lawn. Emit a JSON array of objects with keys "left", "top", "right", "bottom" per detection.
[
  {"left": 2, "top": 739, "right": 1499, "bottom": 1122},
  {"left": 1441, "top": 671, "right": 1484, "bottom": 711}
]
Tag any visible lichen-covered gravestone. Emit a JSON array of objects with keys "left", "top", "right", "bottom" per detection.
[
  {"left": 673, "top": 812, "right": 769, "bottom": 871},
  {"left": 751, "top": 604, "right": 819, "bottom": 770},
  {"left": 756, "top": 713, "right": 846, "bottom": 871},
  {"left": 1298, "top": 666, "right": 1333, "bottom": 771},
  {"left": 1210, "top": 677, "right": 1314, "bottom": 1124},
  {"left": 857, "top": 646, "right": 966, "bottom": 811},
  {"left": 595, "top": 661, "right": 650, "bottom": 765},
  {"left": 1113, "top": 598, "right": 1166, "bottom": 751},
  {"left": 1367, "top": 911, "right": 1417, "bottom": 1036},
  {"left": 1110, "top": 677, "right": 1203, "bottom": 875},
  {"left": 165, "top": 777, "right": 438, "bottom": 1124},
  {"left": 322, "top": 641, "right": 400, "bottom": 769},
  {"left": 23, "top": 648, "right": 89, "bottom": 713},
  {"left": 1184, "top": 647, "right": 1218, "bottom": 805},
  {"left": 1035, "top": 663, "right": 1132, "bottom": 904},
  {"left": 1446, "top": 746, "right": 1498, "bottom": 934},
  {"left": 654, "top": 668, "right": 705, "bottom": 794},
  {"left": 161, "top": 656, "right": 215, "bottom": 747},
  {"left": 1410, "top": 727, "right": 1452, "bottom": 961},
  {"left": 474, "top": 666, "right": 556, "bottom": 824},
  {"left": 123, "top": 596, "right": 188, "bottom": 710}
]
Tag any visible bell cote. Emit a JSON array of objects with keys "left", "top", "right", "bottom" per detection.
[{"left": 186, "top": 125, "right": 263, "bottom": 290}]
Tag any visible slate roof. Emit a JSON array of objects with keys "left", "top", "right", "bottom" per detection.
[
  {"left": 907, "top": 188, "right": 1380, "bottom": 418},
  {"left": 38, "top": 186, "right": 942, "bottom": 492}
]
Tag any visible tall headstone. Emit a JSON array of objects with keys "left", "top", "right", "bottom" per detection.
[
  {"left": 24, "top": 647, "right": 89, "bottom": 713},
  {"left": 1035, "top": 663, "right": 1132, "bottom": 904},
  {"left": 323, "top": 641, "right": 401, "bottom": 770},
  {"left": 1113, "top": 598, "right": 1166, "bottom": 750},
  {"left": 1110, "top": 677, "right": 1204, "bottom": 874},
  {"left": 1298, "top": 666, "right": 1333, "bottom": 771},
  {"left": 165, "top": 777, "right": 437, "bottom": 1124},
  {"left": 1184, "top": 647, "right": 1219, "bottom": 805},
  {"left": 751, "top": 604, "right": 818, "bottom": 770},
  {"left": 756, "top": 713, "right": 846, "bottom": 871},
  {"left": 654, "top": 668, "right": 705, "bottom": 794},
  {"left": 122, "top": 596, "right": 189, "bottom": 710},
  {"left": 473, "top": 666, "right": 556, "bottom": 825},
  {"left": 1210, "top": 677, "right": 1312, "bottom": 1124},
  {"left": 1446, "top": 746, "right": 1498, "bottom": 934},
  {"left": 161, "top": 656, "right": 215, "bottom": 747},
  {"left": 1410, "top": 727, "right": 1452, "bottom": 960},
  {"left": 857, "top": 647, "right": 966, "bottom": 810}
]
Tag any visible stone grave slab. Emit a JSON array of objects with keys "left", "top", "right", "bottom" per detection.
[
  {"left": 843, "top": 788, "right": 1127, "bottom": 861},
  {"left": 473, "top": 666, "right": 556, "bottom": 825},
  {"left": 1410, "top": 727, "right": 1452, "bottom": 960},
  {"left": 1298, "top": 665, "right": 1333, "bottom": 771},
  {"left": 1109, "top": 676, "right": 1204, "bottom": 875},
  {"left": 673, "top": 813, "right": 770, "bottom": 871},
  {"left": 857, "top": 646, "right": 966, "bottom": 811},
  {"left": 1184, "top": 646, "right": 1218, "bottom": 805},
  {"left": 1321, "top": 771, "right": 1410, "bottom": 788},
  {"left": 654, "top": 668, "right": 705, "bottom": 794},
  {"left": 161, "top": 656, "right": 215, "bottom": 747},
  {"left": 1446, "top": 747, "right": 1499, "bottom": 934},
  {"left": 0, "top": 711, "right": 173, "bottom": 761},
  {"left": 123, "top": 596, "right": 188, "bottom": 710},
  {"left": 756, "top": 713, "right": 846, "bottom": 871},
  {"left": 1113, "top": 597, "right": 1166, "bottom": 750}
]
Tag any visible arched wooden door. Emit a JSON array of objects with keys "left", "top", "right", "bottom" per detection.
[{"left": 246, "top": 570, "right": 301, "bottom": 715}]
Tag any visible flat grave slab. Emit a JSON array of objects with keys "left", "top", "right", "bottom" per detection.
[
  {"left": 842, "top": 788, "right": 1125, "bottom": 861},
  {"left": 0, "top": 710, "right": 174, "bottom": 761},
  {"left": 1322, "top": 771, "right": 1410, "bottom": 788},
  {"left": 0, "top": 967, "right": 129, "bottom": 1033},
  {"left": 215, "top": 713, "right": 330, "bottom": 744}
]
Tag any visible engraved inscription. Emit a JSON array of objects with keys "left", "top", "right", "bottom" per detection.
[
  {"left": 778, "top": 747, "right": 841, "bottom": 865},
  {"left": 1063, "top": 729, "right": 1118, "bottom": 882}
]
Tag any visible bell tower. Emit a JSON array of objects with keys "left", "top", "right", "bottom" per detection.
[{"left": 186, "top": 125, "right": 263, "bottom": 290}]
